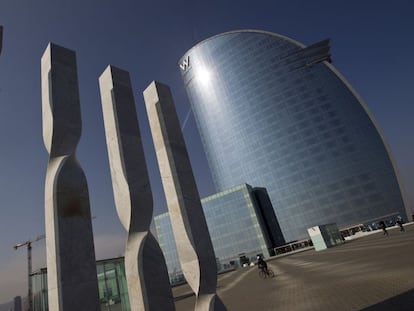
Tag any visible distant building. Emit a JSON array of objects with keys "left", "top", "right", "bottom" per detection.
[
  {"left": 180, "top": 30, "right": 409, "bottom": 242},
  {"left": 154, "top": 183, "right": 285, "bottom": 280},
  {"left": 13, "top": 296, "right": 22, "bottom": 311},
  {"left": 31, "top": 258, "right": 130, "bottom": 311}
]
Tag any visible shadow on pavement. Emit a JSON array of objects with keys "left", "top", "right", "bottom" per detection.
[{"left": 360, "top": 289, "right": 414, "bottom": 311}]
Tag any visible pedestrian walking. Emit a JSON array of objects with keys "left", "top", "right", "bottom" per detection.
[
  {"left": 379, "top": 221, "right": 388, "bottom": 236},
  {"left": 396, "top": 220, "right": 405, "bottom": 232}
]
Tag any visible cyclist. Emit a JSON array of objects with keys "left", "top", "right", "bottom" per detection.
[{"left": 257, "top": 255, "right": 269, "bottom": 274}]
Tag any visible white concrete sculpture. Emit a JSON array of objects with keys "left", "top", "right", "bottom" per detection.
[
  {"left": 144, "top": 81, "right": 227, "bottom": 311},
  {"left": 99, "top": 66, "right": 175, "bottom": 311},
  {"left": 41, "top": 43, "right": 100, "bottom": 311}
]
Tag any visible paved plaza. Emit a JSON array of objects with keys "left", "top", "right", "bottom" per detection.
[{"left": 173, "top": 223, "right": 414, "bottom": 310}]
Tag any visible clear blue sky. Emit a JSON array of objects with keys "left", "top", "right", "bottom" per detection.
[{"left": 0, "top": 0, "right": 413, "bottom": 303}]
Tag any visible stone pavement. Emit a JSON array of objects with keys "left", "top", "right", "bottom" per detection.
[{"left": 173, "top": 223, "right": 414, "bottom": 310}]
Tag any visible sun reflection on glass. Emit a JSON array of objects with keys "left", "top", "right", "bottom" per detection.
[{"left": 197, "top": 67, "right": 211, "bottom": 84}]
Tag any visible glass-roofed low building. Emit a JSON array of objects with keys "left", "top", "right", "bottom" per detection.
[
  {"left": 31, "top": 257, "right": 130, "bottom": 311},
  {"left": 154, "top": 183, "right": 285, "bottom": 281},
  {"left": 180, "top": 30, "right": 410, "bottom": 242}
]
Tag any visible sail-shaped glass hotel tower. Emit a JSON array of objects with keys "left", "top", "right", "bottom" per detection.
[{"left": 180, "top": 30, "right": 409, "bottom": 242}]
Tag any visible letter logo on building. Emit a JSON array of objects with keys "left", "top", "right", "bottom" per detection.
[{"left": 180, "top": 56, "right": 190, "bottom": 71}]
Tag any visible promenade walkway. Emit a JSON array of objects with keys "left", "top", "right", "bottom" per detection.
[{"left": 173, "top": 223, "right": 414, "bottom": 310}]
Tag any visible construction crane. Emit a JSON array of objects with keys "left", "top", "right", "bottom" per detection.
[{"left": 13, "top": 234, "right": 45, "bottom": 311}]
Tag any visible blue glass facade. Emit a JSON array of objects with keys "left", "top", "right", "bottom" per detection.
[
  {"left": 180, "top": 30, "right": 409, "bottom": 242},
  {"left": 154, "top": 213, "right": 183, "bottom": 283},
  {"left": 155, "top": 183, "right": 284, "bottom": 279}
]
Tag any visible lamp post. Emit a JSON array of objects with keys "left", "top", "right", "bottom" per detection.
[{"left": 0, "top": 25, "right": 3, "bottom": 56}]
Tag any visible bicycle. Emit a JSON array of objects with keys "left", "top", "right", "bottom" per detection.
[{"left": 258, "top": 267, "right": 275, "bottom": 279}]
